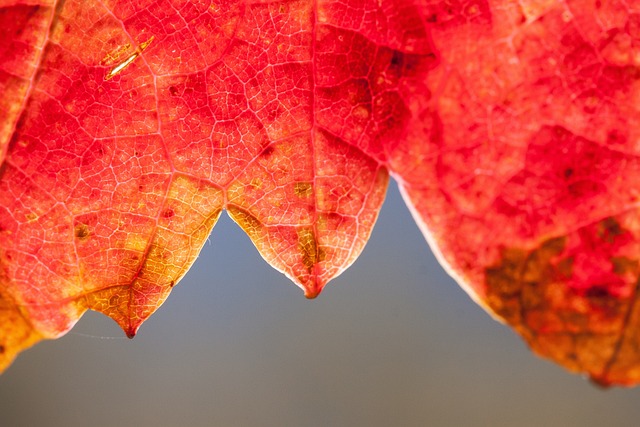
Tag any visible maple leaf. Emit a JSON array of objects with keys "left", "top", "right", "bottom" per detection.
[{"left": 0, "top": 0, "right": 638, "bottom": 387}]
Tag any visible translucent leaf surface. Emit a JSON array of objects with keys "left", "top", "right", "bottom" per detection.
[{"left": 1, "top": 0, "right": 639, "bottom": 386}]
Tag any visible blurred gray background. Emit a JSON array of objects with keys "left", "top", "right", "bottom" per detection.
[{"left": 2, "top": 182, "right": 639, "bottom": 427}]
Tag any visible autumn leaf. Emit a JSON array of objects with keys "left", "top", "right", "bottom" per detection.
[
  {"left": 403, "top": 0, "right": 640, "bottom": 387},
  {"left": 1, "top": 0, "right": 639, "bottom": 386}
]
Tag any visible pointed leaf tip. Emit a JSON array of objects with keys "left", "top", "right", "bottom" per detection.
[
  {"left": 304, "top": 284, "right": 322, "bottom": 300},
  {"left": 121, "top": 315, "right": 145, "bottom": 339},
  {"left": 590, "top": 377, "right": 612, "bottom": 390}
]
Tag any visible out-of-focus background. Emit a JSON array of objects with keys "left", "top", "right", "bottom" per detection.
[{"left": 1, "top": 183, "right": 639, "bottom": 426}]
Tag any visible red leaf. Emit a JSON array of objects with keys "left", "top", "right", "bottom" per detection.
[
  {"left": 399, "top": 0, "right": 640, "bottom": 386},
  {"left": 1, "top": 0, "right": 639, "bottom": 386}
]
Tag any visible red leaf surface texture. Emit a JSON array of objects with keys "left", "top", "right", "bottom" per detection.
[{"left": 1, "top": 0, "right": 639, "bottom": 386}]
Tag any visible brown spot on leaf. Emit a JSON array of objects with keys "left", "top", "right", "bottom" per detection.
[
  {"left": 484, "top": 233, "right": 640, "bottom": 382},
  {"left": 611, "top": 257, "right": 639, "bottom": 275},
  {"left": 487, "top": 237, "right": 584, "bottom": 308},
  {"left": 294, "top": 182, "right": 313, "bottom": 198},
  {"left": 297, "top": 228, "right": 325, "bottom": 271},
  {"left": 74, "top": 223, "right": 90, "bottom": 240},
  {"left": 597, "top": 217, "right": 624, "bottom": 243},
  {"left": 385, "top": 50, "right": 432, "bottom": 78},
  {"left": 485, "top": 237, "right": 567, "bottom": 323}
]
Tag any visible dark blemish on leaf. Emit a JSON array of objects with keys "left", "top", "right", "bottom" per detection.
[
  {"left": 585, "top": 285, "right": 611, "bottom": 299},
  {"left": 426, "top": 14, "right": 438, "bottom": 23},
  {"left": 74, "top": 224, "right": 90, "bottom": 240},
  {"left": 261, "top": 145, "right": 275, "bottom": 157},
  {"left": 169, "top": 280, "right": 175, "bottom": 288},
  {"left": 169, "top": 86, "right": 179, "bottom": 96},
  {"left": 540, "top": 236, "right": 567, "bottom": 254},
  {"left": 485, "top": 236, "right": 567, "bottom": 322},
  {"left": 386, "top": 50, "right": 426, "bottom": 76},
  {"left": 564, "top": 168, "right": 574, "bottom": 178},
  {"left": 294, "top": 182, "right": 313, "bottom": 198},
  {"left": 386, "top": 51, "right": 403, "bottom": 78},
  {"left": 109, "top": 295, "right": 120, "bottom": 306},
  {"left": 0, "top": 345, "right": 4, "bottom": 354},
  {"left": 597, "top": 217, "right": 624, "bottom": 243},
  {"left": 611, "top": 257, "right": 638, "bottom": 275},
  {"left": 162, "top": 208, "right": 175, "bottom": 218},
  {"left": 390, "top": 51, "right": 402, "bottom": 67},
  {"left": 297, "top": 228, "right": 326, "bottom": 271}
]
